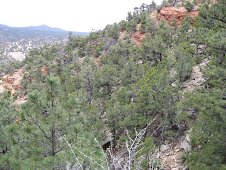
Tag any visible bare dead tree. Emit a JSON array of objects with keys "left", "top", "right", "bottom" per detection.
[
  {"left": 64, "top": 115, "right": 159, "bottom": 170},
  {"left": 124, "top": 115, "right": 158, "bottom": 170},
  {"left": 105, "top": 115, "right": 159, "bottom": 170},
  {"left": 64, "top": 137, "right": 83, "bottom": 169},
  {"left": 64, "top": 136, "right": 109, "bottom": 170}
]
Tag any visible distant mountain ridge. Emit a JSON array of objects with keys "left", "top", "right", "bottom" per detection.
[{"left": 0, "top": 24, "right": 89, "bottom": 42}]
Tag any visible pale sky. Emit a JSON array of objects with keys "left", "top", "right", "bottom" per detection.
[{"left": 0, "top": 0, "right": 162, "bottom": 32}]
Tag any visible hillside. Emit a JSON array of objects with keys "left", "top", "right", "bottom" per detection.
[
  {"left": 0, "top": 25, "right": 88, "bottom": 76},
  {"left": 0, "top": 0, "right": 225, "bottom": 169},
  {"left": 0, "top": 24, "right": 89, "bottom": 42}
]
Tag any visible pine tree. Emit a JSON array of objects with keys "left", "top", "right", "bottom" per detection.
[{"left": 8, "top": 75, "right": 82, "bottom": 169}]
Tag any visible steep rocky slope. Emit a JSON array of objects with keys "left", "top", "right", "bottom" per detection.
[
  {"left": 120, "top": 6, "right": 199, "bottom": 46},
  {"left": 159, "top": 135, "right": 191, "bottom": 170},
  {"left": 159, "top": 58, "right": 209, "bottom": 169},
  {"left": 157, "top": 7, "right": 198, "bottom": 25}
]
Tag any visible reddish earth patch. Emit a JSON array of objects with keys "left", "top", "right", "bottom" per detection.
[
  {"left": 0, "top": 68, "right": 27, "bottom": 105},
  {"left": 157, "top": 7, "right": 199, "bottom": 25},
  {"left": 1, "top": 68, "right": 24, "bottom": 96},
  {"left": 132, "top": 31, "right": 145, "bottom": 46},
  {"left": 41, "top": 66, "right": 48, "bottom": 76},
  {"left": 0, "top": 66, "right": 49, "bottom": 105},
  {"left": 127, "top": 7, "right": 198, "bottom": 46}
]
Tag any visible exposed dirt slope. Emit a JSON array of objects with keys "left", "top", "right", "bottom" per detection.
[
  {"left": 132, "top": 31, "right": 145, "bottom": 46},
  {"left": 160, "top": 59, "right": 209, "bottom": 169},
  {"left": 119, "top": 30, "right": 127, "bottom": 40},
  {"left": 159, "top": 135, "right": 191, "bottom": 170},
  {"left": 0, "top": 68, "right": 24, "bottom": 96}
]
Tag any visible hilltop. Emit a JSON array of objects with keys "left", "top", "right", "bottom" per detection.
[
  {"left": 0, "top": 24, "right": 89, "bottom": 42},
  {"left": 0, "top": 25, "right": 88, "bottom": 75}
]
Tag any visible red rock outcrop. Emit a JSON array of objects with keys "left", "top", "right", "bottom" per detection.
[
  {"left": 157, "top": 7, "right": 198, "bottom": 25},
  {"left": 121, "top": 7, "right": 198, "bottom": 47},
  {"left": 0, "top": 68, "right": 29, "bottom": 105},
  {"left": 1, "top": 68, "right": 24, "bottom": 96}
]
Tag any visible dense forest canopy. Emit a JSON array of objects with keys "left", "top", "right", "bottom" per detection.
[{"left": 0, "top": 0, "right": 225, "bottom": 169}]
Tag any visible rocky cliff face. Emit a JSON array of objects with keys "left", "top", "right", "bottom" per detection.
[{"left": 157, "top": 7, "right": 198, "bottom": 25}]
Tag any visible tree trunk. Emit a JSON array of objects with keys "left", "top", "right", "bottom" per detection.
[{"left": 51, "top": 126, "right": 56, "bottom": 156}]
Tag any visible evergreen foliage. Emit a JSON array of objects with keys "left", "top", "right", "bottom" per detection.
[{"left": 0, "top": 0, "right": 225, "bottom": 169}]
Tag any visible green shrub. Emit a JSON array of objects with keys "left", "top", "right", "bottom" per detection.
[{"left": 184, "top": 1, "right": 194, "bottom": 12}]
